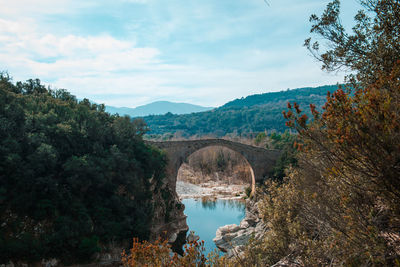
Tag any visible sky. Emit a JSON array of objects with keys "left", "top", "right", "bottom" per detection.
[{"left": 0, "top": 0, "right": 361, "bottom": 108}]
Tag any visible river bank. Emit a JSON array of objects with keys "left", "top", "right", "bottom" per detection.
[
  {"left": 176, "top": 179, "right": 250, "bottom": 255},
  {"left": 176, "top": 181, "right": 248, "bottom": 200}
]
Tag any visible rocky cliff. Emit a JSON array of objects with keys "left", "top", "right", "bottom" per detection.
[{"left": 149, "top": 176, "right": 189, "bottom": 253}]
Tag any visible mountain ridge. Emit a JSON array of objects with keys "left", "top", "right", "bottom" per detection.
[
  {"left": 106, "top": 100, "right": 214, "bottom": 117},
  {"left": 143, "top": 84, "right": 339, "bottom": 138}
]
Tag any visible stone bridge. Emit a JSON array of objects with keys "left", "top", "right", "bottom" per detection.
[
  {"left": 146, "top": 139, "right": 282, "bottom": 193},
  {"left": 145, "top": 139, "right": 281, "bottom": 247}
]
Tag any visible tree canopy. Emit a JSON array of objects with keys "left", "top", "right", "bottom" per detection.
[
  {"left": 143, "top": 85, "right": 338, "bottom": 139},
  {"left": 0, "top": 75, "right": 167, "bottom": 263}
]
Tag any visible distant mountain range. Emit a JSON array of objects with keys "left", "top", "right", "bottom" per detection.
[
  {"left": 143, "top": 85, "right": 340, "bottom": 138},
  {"left": 106, "top": 101, "right": 214, "bottom": 117}
]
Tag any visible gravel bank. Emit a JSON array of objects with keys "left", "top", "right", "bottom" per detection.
[{"left": 176, "top": 181, "right": 247, "bottom": 200}]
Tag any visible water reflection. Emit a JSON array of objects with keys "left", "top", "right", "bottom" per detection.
[
  {"left": 201, "top": 198, "right": 217, "bottom": 210},
  {"left": 200, "top": 197, "right": 245, "bottom": 212},
  {"left": 182, "top": 198, "right": 245, "bottom": 255}
]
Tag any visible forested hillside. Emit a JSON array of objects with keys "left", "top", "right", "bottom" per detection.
[
  {"left": 143, "top": 85, "right": 338, "bottom": 138},
  {"left": 0, "top": 75, "right": 167, "bottom": 264}
]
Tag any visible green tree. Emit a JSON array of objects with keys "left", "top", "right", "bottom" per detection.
[
  {"left": 304, "top": 0, "right": 400, "bottom": 84},
  {"left": 0, "top": 75, "right": 168, "bottom": 264}
]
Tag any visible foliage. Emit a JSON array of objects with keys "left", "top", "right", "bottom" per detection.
[
  {"left": 254, "top": 132, "right": 267, "bottom": 146},
  {"left": 246, "top": 1, "right": 400, "bottom": 265},
  {"left": 265, "top": 132, "right": 298, "bottom": 182},
  {"left": 143, "top": 85, "right": 338, "bottom": 138},
  {"left": 180, "top": 147, "right": 252, "bottom": 185},
  {"left": 122, "top": 237, "right": 210, "bottom": 267},
  {"left": 122, "top": 235, "right": 261, "bottom": 267},
  {"left": 121, "top": 1, "right": 400, "bottom": 266},
  {"left": 0, "top": 75, "right": 167, "bottom": 264},
  {"left": 304, "top": 0, "right": 400, "bottom": 84},
  {"left": 280, "top": 63, "right": 400, "bottom": 265},
  {"left": 244, "top": 186, "right": 252, "bottom": 198}
]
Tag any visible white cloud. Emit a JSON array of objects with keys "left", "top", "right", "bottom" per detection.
[
  {"left": 0, "top": 18, "right": 160, "bottom": 77},
  {"left": 0, "top": 15, "right": 343, "bottom": 108},
  {"left": 0, "top": 0, "right": 350, "bottom": 108},
  {"left": 0, "top": 0, "right": 94, "bottom": 17}
]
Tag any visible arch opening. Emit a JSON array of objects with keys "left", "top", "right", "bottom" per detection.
[{"left": 176, "top": 145, "right": 255, "bottom": 199}]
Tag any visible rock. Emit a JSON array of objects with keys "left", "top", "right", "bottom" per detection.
[
  {"left": 104, "top": 254, "right": 112, "bottom": 261},
  {"left": 271, "top": 256, "right": 303, "bottom": 267},
  {"left": 149, "top": 181, "right": 189, "bottom": 252},
  {"left": 169, "top": 232, "right": 178, "bottom": 243},
  {"left": 213, "top": 197, "right": 268, "bottom": 257},
  {"left": 41, "top": 258, "right": 58, "bottom": 267},
  {"left": 213, "top": 223, "right": 253, "bottom": 253},
  {"left": 187, "top": 231, "right": 200, "bottom": 243},
  {"left": 239, "top": 219, "right": 249, "bottom": 228},
  {"left": 218, "top": 224, "right": 241, "bottom": 234}
]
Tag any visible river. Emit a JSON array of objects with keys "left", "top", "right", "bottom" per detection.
[{"left": 181, "top": 198, "right": 245, "bottom": 255}]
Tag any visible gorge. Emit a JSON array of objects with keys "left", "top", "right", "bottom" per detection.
[{"left": 147, "top": 139, "right": 281, "bottom": 255}]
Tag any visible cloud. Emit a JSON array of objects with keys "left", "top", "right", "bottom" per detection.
[
  {"left": 0, "top": 0, "right": 94, "bottom": 17},
  {"left": 0, "top": 18, "right": 159, "bottom": 75},
  {"left": 0, "top": 0, "right": 352, "bottom": 108},
  {"left": 0, "top": 14, "right": 343, "bottom": 108}
]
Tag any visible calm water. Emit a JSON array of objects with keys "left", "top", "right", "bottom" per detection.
[{"left": 181, "top": 198, "right": 245, "bottom": 255}]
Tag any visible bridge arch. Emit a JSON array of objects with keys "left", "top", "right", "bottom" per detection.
[
  {"left": 177, "top": 145, "right": 256, "bottom": 193},
  {"left": 145, "top": 139, "right": 281, "bottom": 244},
  {"left": 146, "top": 139, "right": 281, "bottom": 195}
]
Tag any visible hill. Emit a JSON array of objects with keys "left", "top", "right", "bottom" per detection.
[
  {"left": 106, "top": 101, "right": 213, "bottom": 117},
  {"left": 0, "top": 76, "right": 172, "bottom": 264},
  {"left": 143, "top": 85, "right": 339, "bottom": 138}
]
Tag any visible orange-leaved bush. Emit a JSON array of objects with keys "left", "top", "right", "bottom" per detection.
[
  {"left": 122, "top": 237, "right": 212, "bottom": 267},
  {"left": 276, "top": 62, "right": 400, "bottom": 265},
  {"left": 121, "top": 236, "right": 247, "bottom": 266}
]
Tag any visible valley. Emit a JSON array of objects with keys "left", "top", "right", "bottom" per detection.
[{"left": 2, "top": 1, "right": 399, "bottom": 265}]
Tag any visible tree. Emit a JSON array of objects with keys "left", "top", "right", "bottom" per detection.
[
  {"left": 280, "top": 63, "right": 400, "bottom": 265},
  {"left": 304, "top": 0, "right": 400, "bottom": 84},
  {"left": 0, "top": 75, "right": 168, "bottom": 264},
  {"left": 236, "top": 1, "right": 400, "bottom": 265}
]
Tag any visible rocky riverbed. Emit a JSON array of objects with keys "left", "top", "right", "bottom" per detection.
[
  {"left": 176, "top": 175, "right": 265, "bottom": 260},
  {"left": 213, "top": 197, "right": 267, "bottom": 258},
  {"left": 176, "top": 181, "right": 247, "bottom": 199}
]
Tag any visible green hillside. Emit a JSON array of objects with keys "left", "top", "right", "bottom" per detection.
[
  {"left": 0, "top": 75, "right": 167, "bottom": 264},
  {"left": 143, "top": 85, "right": 339, "bottom": 138}
]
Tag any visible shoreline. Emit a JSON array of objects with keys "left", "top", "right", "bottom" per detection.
[{"left": 176, "top": 180, "right": 248, "bottom": 200}]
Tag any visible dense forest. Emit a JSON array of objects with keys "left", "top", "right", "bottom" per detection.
[
  {"left": 143, "top": 85, "right": 338, "bottom": 138},
  {"left": 0, "top": 76, "right": 167, "bottom": 264}
]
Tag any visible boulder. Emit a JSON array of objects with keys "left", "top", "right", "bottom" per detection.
[
  {"left": 213, "top": 197, "right": 268, "bottom": 257},
  {"left": 187, "top": 231, "right": 200, "bottom": 243}
]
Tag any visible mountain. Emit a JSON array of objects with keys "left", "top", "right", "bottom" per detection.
[
  {"left": 143, "top": 85, "right": 339, "bottom": 138},
  {"left": 106, "top": 101, "right": 214, "bottom": 117}
]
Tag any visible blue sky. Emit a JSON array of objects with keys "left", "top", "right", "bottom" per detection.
[{"left": 0, "top": 0, "right": 361, "bottom": 108}]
